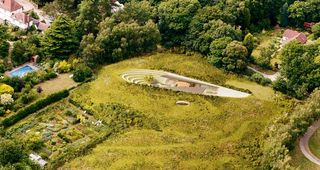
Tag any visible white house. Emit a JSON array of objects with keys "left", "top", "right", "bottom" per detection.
[{"left": 0, "top": 0, "right": 48, "bottom": 30}]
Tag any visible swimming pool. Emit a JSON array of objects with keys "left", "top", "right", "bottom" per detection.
[{"left": 9, "top": 65, "right": 39, "bottom": 77}]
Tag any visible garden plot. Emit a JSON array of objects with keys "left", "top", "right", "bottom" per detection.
[{"left": 8, "top": 100, "right": 105, "bottom": 161}]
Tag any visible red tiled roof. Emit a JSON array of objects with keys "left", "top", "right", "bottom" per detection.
[
  {"left": 0, "top": 0, "right": 22, "bottom": 12},
  {"left": 283, "top": 29, "right": 307, "bottom": 44},
  {"left": 13, "top": 12, "right": 31, "bottom": 24}
]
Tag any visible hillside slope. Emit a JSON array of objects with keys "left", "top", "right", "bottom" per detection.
[{"left": 62, "top": 53, "right": 286, "bottom": 169}]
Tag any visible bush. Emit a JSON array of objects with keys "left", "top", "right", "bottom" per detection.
[
  {"left": 19, "top": 92, "right": 36, "bottom": 105},
  {"left": 0, "top": 107, "right": 5, "bottom": 116},
  {"left": 2, "top": 77, "right": 25, "bottom": 92},
  {"left": 55, "top": 60, "right": 71, "bottom": 73},
  {"left": 250, "top": 73, "right": 272, "bottom": 86},
  {"left": 0, "top": 83, "right": 14, "bottom": 94},
  {"left": 1, "top": 90, "right": 69, "bottom": 128},
  {"left": 72, "top": 65, "right": 93, "bottom": 82}
]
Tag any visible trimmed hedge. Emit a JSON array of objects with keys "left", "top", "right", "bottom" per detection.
[{"left": 1, "top": 90, "right": 69, "bottom": 128}]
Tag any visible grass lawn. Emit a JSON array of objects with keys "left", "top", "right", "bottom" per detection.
[
  {"left": 35, "top": 73, "right": 78, "bottom": 95},
  {"left": 309, "top": 129, "right": 320, "bottom": 159},
  {"left": 290, "top": 142, "right": 319, "bottom": 170},
  {"left": 60, "top": 53, "right": 287, "bottom": 169}
]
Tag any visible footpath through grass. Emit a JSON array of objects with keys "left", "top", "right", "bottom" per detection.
[{"left": 62, "top": 53, "right": 287, "bottom": 169}]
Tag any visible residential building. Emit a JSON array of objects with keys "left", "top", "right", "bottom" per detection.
[{"left": 281, "top": 29, "right": 308, "bottom": 46}]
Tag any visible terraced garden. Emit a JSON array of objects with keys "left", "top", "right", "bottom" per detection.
[{"left": 8, "top": 99, "right": 108, "bottom": 168}]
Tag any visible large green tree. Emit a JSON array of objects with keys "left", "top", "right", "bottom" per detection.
[
  {"left": 158, "top": 0, "right": 200, "bottom": 47},
  {"left": 76, "top": 0, "right": 111, "bottom": 36},
  {"left": 0, "top": 24, "right": 10, "bottom": 58},
  {"left": 222, "top": 41, "right": 248, "bottom": 73},
  {"left": 275, "top": 41, "right": 320, "bottom": 98},
  {"left": 41, "top": 15, "right": 79, "bottom": 59}
]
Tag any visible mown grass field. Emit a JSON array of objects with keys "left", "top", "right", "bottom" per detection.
[
  {"left": 61, "top": 53, "right": 287, "bottom": 169},
  {"left": 310, "top": 129, "right": 320, "bottom": 159},
  {"left": 290, "top": 143, "right": 319, "bottom": 170}
]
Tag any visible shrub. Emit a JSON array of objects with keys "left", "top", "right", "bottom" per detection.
[
  {"left": 250, "top": 73, "right": 272, "bottom": 86},
  {"left": 44, "top": 71, "right": 57, "bottom": 80},
  {"left": 55, "top": 60, "right": 71, "bottom": 73},
  {"left": 2, "top": 77, "right": 25, "bottom": 92},
  {"left": 0, "top": 84, "right": 14, "bottom": 94},
  {"left": 1, "top": 90, "right": 69, "bottom": 128},
  {"left": 72, "top": 64, "right": 93, "bottom": 82},
  {"left": 20, "top": 92, "right": 36, "bottom": 105},
  {"left": 0, "top": 93, "right": 14, "bottom": 106},
  {"left": 0, "top": 107, "right": 5, "bottom": 116}
]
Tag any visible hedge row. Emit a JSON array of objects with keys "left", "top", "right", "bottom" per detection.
[{"left": 1, "top": 90, "right": 69, "bottom": 128}]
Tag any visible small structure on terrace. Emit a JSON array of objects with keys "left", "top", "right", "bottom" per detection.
[{"left": 122, "top": 69, "right": 250, "bottom": 98}]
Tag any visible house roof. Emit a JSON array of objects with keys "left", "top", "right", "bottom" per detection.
[
  {"left": 13, "top": 12, "right": 31, "bottom": 24},
  {"left": 0, "top": 0, "right": 22, "bottom": 12},
  {"left": 283, "top": 29, "right": 307, "bottom": 44}
]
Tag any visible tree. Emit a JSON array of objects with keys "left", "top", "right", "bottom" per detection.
[
  {"left": 280, "top": 3, "right": 289, "bottom": 27},
  {"left": 81, "top": 17, "right": 160, "bottom": 66},
  {"left": 0, "top": 140, "right": 25, "bottom": 166},
  {"left": 41, "top": 15, "right": 79, "bottom": 59},
  {"left": 312, "top": 23, "right": 320, "bottom": 39},
  {"left": 222, "top": 41, "right": 248, "bottom": 73},
  {"left": 185, "top": 5, "right": 238, "bottom": 54},
  {"left": 278, "top": 41, "right": 320, "bottom": 98},
  {"left": 76, "top": 0, "right": 111, "bottom": 36},
  {"left": 0, "top": 24, "right": 10, "bottom": 58},
  {"left": 73, "top": 64, "right": 93, "bottom": 82},
  {"left": 113, "top": 0, "right": 156, "bottom": 25},
  {"left": 187, "top": 19, "right": 241, "bottom": 55},
  {"left": 208, "top": 37, "right": 233, "bottom": 67},
  {"left": 158, "top": 0, "right": 200, "bottom": 47},
  {"left": 243, "top": 33, "right": 255, "bottom": 56}
]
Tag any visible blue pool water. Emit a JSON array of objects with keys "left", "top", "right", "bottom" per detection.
[{"left": 9, "top": 65, "right": 36, "bottom": 77}]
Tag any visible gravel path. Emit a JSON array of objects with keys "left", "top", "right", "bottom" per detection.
[{"left": 299, "top": 119, "right": 320, "bottom": 166}]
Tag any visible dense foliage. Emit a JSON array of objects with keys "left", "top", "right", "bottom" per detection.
[
  {"left": 41, "top": 15, "right": 79, "bottom": 59},
  {"left": 274, "top": 41, "right": 320, "bottom": 99},
  {"left": 261, "top": 89, "right": 320, "bottom": 169},
  {"left": 80, "top": 0, "right": 160, "bottom": 66}
]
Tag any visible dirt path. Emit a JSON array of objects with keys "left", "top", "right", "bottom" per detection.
[{"left": 299, "top": 119, "right": 320, "bottom": 166}]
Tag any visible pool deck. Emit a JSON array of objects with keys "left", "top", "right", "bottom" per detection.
[{"left": 5, "top": 63, "right": 41, "bottom": 77}]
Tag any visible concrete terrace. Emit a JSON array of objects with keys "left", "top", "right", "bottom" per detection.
[{"left": 122, "top": 69, "right": 250, "bottom": 98}]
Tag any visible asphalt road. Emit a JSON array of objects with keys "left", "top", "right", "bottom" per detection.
[{"left": 299, "top": 119, "right": 320, "bottom": 166}]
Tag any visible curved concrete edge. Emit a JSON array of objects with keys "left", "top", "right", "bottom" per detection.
[
  {"left": 299, "top": 119, "right": 320, "bottom": 166},
  {"left": 121, "top": 69, "right": 250, "bottom": 98}
]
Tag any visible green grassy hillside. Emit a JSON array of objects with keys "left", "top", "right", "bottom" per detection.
[{"left": 62, "top": 53, "right": 286, "bottom": 169}]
